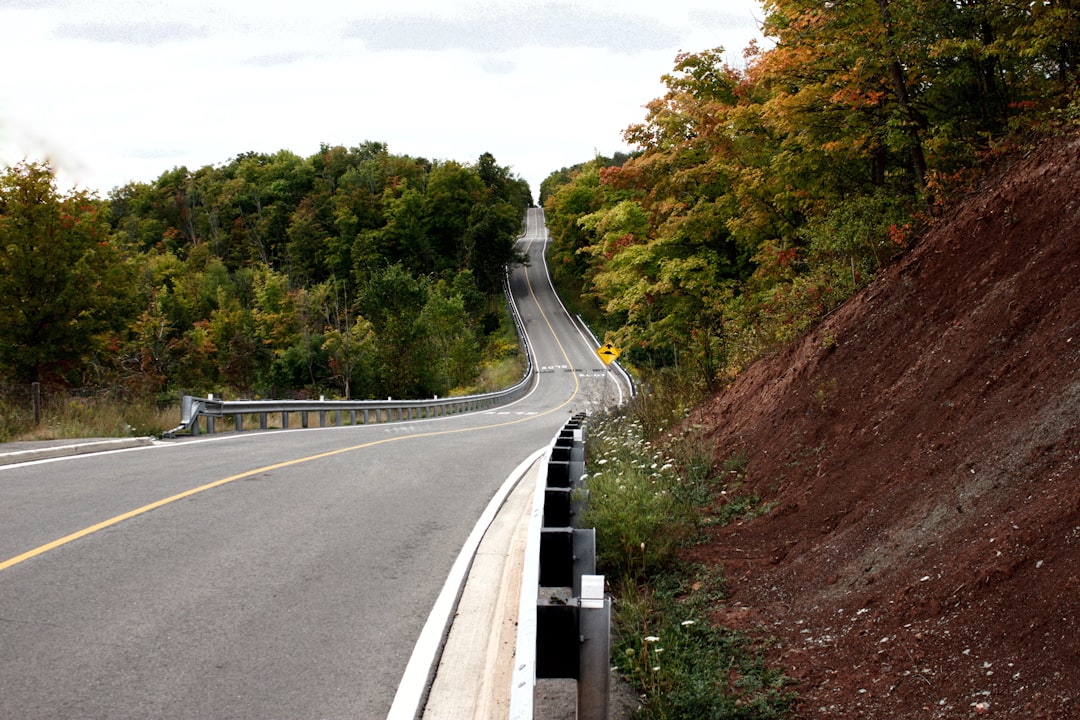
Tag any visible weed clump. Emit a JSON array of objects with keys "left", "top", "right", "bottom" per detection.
[
  {"left": 614, "top": 567, "right": 795, "bottom": 720},
  {"left": 581, "top": 402, "right": 794, "bottom": 718}
]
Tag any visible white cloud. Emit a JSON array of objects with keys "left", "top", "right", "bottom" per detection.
[
  {"left": 54, "top": 19, "right": 208, "bottom": 45},
  {"left": 0, "top": 0, "right": 765, "bottom": 198},
  {"left": 343, "top": 3, "right": 682, "bottom": 53}
]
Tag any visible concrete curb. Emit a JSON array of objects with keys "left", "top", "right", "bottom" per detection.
[
  {"left": 388, "top": 447, "right": 548, "bottom": 720},
  {"left": 0, "top": 437, "right": 155, "bottom": 467}
]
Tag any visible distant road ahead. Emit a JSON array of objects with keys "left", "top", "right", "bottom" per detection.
[{"left": 0, "top": 208, "right": 629, "bottom": 719}]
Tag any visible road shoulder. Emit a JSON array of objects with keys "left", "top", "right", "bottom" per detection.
[{"left": 422, "top": 457, "right": 538, "bottom": 718}]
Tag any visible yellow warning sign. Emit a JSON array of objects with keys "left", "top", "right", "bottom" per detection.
[{"left": 596, "top": 342, "right": 621, "bottom": 366}]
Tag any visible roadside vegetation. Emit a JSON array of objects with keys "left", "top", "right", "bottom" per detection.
[
  {"left": 0, "top": 148, "right": 531, "bottom": 427},
  {"left": 542, "top": 1, "right": 1080, "bottom": 390},
  {"left": 548, "top": 8, "right": 1077, "bottom": 710},
  {"left": 0, "top": 389, "right": 177, "bottom": 443},
  {"left": 582, "top": 374, "right": 795, "bottom": 719},
  {"left": 0, "top": 300, "right": 526, "bottom": 443},
  {"left": 547, "top": 5, "right": 1080, "bottom": 715}
]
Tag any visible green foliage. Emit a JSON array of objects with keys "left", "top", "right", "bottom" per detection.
[
  {"left": 612, "top": 567, "right": 795, "bottom": 720},
  {"left": 0, "top": 162, "right": 140, "bottom": 385},
  {"left": 0, "top": 145, "right": 531, "bottom": 402},
  {"left": 417, "top": 280, "right": 481, "bottom": 394},
  {"left": 582, "top": 403, "right": 717, "bottom": 580},
  {"left": 801, "top": 189, "right": 917, "bottom": 289},
  {"left": 465, "top": 199, "right": 526, "bottom": 294},
  {"left": 584, "top": 394, "right": 794, "bottom": 718},
  {"left": 544, "top": 2, "right": 1077, "bottom": 386}
]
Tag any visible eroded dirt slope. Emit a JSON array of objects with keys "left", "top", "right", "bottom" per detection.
[{"left": 686, "top": 133, "right": 1080, "bottom": 718}]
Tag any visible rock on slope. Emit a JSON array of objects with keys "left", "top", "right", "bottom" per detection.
[{"left": 686, "top": 132, "right": 1080, "bottom": 719}]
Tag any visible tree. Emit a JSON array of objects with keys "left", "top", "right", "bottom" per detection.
[
  {"left": 0, "top": 162, "right": 138, "bottom": 384},
  {"left": 416, "top": 280, "right": 480, "bottom": 394},
  {"left": 319, "top": 279, "right": 374, "bottom": 399},
  {"left": 368, "top": 184, "right": 428, "bottom": 274},
  {"left": 466, "top": 201, "right": 524, "bottom": 295},
  {"left": 359, "top": 264, "right": 428, "bottom": 396},
  {"left": 423, "top": 161, "right": 486, "bottom": 272}
]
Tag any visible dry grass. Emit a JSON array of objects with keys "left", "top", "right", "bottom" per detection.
[{"left": 0, "top": 394, "right": 178, "bottom": 442}]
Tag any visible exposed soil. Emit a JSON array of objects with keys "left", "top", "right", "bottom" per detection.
[{"left": 685, "top": 132, "right": 1080, "bottom": 719}]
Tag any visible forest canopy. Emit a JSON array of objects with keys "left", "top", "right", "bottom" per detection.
[
  {"left": 542, "top": 0, "right": 1079, "bottom": 388},
  {"left": 0, "top": 145, "right": 531, "bottom": 400}
]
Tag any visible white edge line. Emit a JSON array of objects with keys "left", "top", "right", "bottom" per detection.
[
  {"left": 386, "top": 445, "right": 549, "bottom": 720},
  {"left": 0, "top": 438, "right": 156, "bottom": 470}
]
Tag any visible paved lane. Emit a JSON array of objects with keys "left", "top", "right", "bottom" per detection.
[{"left": 0, "top": 208, "right": 629, "bottom": 719}]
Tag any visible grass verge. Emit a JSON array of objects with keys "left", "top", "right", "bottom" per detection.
[{"left": 582, "top": 393, "right": 796, "bottom": 719}]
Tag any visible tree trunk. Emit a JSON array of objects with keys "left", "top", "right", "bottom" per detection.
[{"left": 877, "top": 0, "right": 929, "bottom": 191}]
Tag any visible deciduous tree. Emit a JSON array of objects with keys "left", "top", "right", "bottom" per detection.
[{"left": 0, "top": 162, "right": 138, "bottom": 384}]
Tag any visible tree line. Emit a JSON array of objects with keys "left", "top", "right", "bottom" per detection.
[
  {"left": 0, "top": 144, "right": 532, "bottom": 400},
  {"left": 541, "top": 0, "right": 1079, "bottom": 389}
]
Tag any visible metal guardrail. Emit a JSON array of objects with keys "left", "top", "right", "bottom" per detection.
[
  {"left": 164, "top": 270, "right": 535, "bottom": 438},
  {"left": 164, "top": 382, "right": 533, "bottom": 438},
  {"left": 510, "top": 414, "right": 611, "bottom": 720}
]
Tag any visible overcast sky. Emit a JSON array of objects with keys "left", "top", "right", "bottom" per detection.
[{"left": 0, "top": 0, "right": 765, "bottom": 200}]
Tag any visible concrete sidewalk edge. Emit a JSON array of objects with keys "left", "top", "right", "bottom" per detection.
[
  {"left": 0, "top": 437, "right": 155, "bottom": 467},
  {"left": 422, "top": 455, "right": 541, "bottom": 718}
]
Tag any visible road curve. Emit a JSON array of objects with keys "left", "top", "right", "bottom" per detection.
[{"left": 0, "top": 208, "right": 628, "bottom": 720}]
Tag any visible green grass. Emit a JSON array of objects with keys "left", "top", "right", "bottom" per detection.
[
  {"left": 612, "top": 567, "right": 796, "bottom": 720},
  {"left": 581, "top": 399, "right": 795, "bottom": 719}
]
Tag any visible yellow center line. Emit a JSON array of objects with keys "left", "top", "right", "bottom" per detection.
[
  {"left": 0, "top": 422, "right": 513, "bottom": 573},
  {"left": 1, "top": 233, "right": 582, "bottom": 574},
  {"left": 521, "top": 233, "right": 582, "bottom": 398}
]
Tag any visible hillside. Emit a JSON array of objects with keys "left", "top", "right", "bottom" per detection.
[{"left": 684, "top": 132, "right": 1080, "bottom": 718}]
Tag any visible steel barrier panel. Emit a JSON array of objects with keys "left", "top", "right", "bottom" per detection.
[{"left": 536, "top": 603, "right": 579, "bottom": 679}]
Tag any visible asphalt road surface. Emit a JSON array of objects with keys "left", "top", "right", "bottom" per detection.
[{"left": 0, "top": 208, "right": 630, "bottom": 720}]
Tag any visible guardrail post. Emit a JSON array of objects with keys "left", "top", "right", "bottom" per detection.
[{"left": 578, "top": 575, "right": 610, "bottom": 720}]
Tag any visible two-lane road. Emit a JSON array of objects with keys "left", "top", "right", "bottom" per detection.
[{"left": 0, "top": 208, "right": 628, "bottom": 719}]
